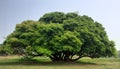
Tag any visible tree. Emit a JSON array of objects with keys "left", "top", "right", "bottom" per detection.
[
  {"left": 3, "top": 12, "right": 116, "bottom": 61},
  {"left": 117, "top": 50, "right": 120, "bottom": 57},
  {"left": 0, "top": 44, "right": 8, "bottom": 56}
]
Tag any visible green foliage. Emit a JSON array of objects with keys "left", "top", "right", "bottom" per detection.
[
  {"left": 39, "top": 12, "right": 66, "bottom": 23},
  {"left": 3, "top": 12, "right": 116, "bottom": 61},
  {"left": 0, "top": 45, "right": 7, "bottom": 55},
  {"left": 34, "top": 46, "right": 52, "bottom": 56}
]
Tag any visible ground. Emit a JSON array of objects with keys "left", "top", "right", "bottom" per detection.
[{"left": 0, "top": 56, "right": 120, "bottom": 69}]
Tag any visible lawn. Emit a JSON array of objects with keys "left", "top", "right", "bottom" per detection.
[{"left": 0, "top": 56, "right": 120, "bottom": 69}]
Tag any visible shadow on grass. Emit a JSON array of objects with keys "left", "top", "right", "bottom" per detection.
[{"left": 0, "top": 58, "right": 98, "bottom": 66}]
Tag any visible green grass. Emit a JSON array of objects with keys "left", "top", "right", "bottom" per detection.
[{"left": 0, "top": 56, "right": 120, "bottom": 69}]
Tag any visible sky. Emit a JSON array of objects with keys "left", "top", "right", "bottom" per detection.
[{"left": 0, "top": 0, "right": 120, "bottom": 50}]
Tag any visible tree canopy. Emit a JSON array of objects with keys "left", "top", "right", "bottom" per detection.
[{"left": 3, "top": 12, "right": 116, "bottom": 61}]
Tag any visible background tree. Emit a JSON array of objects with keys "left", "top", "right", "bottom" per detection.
[
  {"left": 117, "top": 50, "right": 120, "bottom": 58},
  {"left": 0, "top": 44, "right": 7, "bottom": 56},
  {"left": 3, "top": 12, "right": 117, "bottom": 61}
]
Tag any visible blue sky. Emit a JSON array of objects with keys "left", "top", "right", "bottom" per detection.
[{"left": 0, "top": 0, "right": 120, "bottom": 50}]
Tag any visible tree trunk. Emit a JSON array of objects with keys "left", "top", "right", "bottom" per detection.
[{"left": 49, "top": 54, "right": 81, "bottom": 62}]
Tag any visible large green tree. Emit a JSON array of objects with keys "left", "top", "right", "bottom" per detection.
[{"left": 3, "top": 12, "right": 116, "bottom": 61}]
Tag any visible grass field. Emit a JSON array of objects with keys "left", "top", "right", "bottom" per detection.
[{"left": 0, "top": 56, "right": 120, "bottom": 69}]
